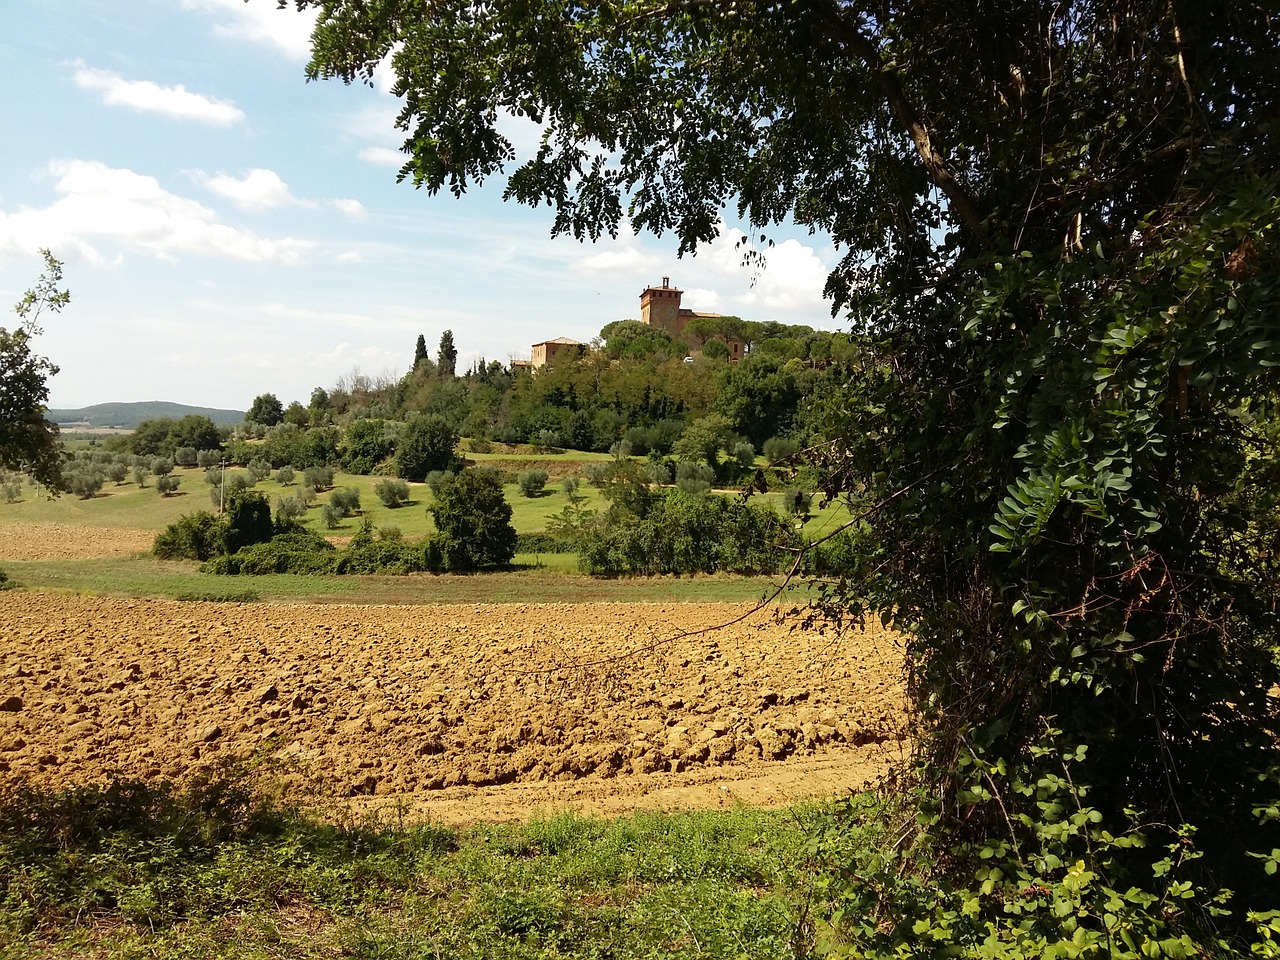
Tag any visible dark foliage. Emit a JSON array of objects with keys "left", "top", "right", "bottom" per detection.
[{"left": 429, "top": 469, "right": 517, "bottom": 570}]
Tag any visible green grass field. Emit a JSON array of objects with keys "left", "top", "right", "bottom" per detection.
[
  {"left": 0, "top": 464, "right": 848, "bottom": 603},
  {"left": 1, "top": 553, "right": 803, "bottom": 603},
  {"left": 0, "top": 766, "right": 847, "bottom": 959}
]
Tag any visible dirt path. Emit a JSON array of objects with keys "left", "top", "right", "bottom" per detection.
[{"left": 0, "top": 593, "right": 908, "bottom": 822}]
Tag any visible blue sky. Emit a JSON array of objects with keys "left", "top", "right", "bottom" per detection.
[{"left": 1, "top": 0, "right": 841, "bottom": 411}]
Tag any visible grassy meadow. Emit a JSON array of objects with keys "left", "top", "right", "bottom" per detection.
[
  {"left": 0, "top": 765, "right": 853, "bottom": 959},
  {"left": 0, "top": 460, "right": 844, "bottom": 603}
]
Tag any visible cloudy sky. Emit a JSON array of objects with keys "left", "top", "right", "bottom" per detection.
[{"left": 2, "top": 0, "right": 841, "bottom": 411}]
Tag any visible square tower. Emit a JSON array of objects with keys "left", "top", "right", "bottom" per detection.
[{"left": 639, "top": 277, "right": 684, "bottom": 337}]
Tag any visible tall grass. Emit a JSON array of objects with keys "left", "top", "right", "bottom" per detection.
[{"left": 0, "top": 763, "right": 832, "bottom": 958}]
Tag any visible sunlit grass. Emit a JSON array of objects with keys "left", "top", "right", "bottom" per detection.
[
  {"left": 0, "top": 768, "right": 835, "bottom": 959},
  {"left": 1, "top": 553, "right": 802, "bottom": 604}
]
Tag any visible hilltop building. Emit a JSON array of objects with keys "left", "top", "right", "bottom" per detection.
[
  {"left": 531, "top": 336, "right": 586, "bottom": 370},
  {"left": 639, "top": 277, "right": 745, "bottom": 362},
  {"left": 523, "top": 277, "right": 745, "bottom": 371}
]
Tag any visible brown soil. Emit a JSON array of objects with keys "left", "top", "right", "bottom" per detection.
[
  {"left": 0, "top": 520, "right": 154, "bottom": 561},
  {"left": 0, "top": 593, "right": 908, "bottom": 824}
]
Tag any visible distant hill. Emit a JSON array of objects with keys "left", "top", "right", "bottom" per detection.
[{"left": 48, "top": 401, "right": 246, "bottom": 430}]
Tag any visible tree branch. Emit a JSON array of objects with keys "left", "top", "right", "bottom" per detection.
[{"left": 826, "top": 12, "right": 988, "bottom": 241}]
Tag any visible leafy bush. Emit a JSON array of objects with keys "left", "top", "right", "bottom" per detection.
[
  {"left": 342, "top": 418, "right": 396, "bottom": 475},
  {"left": 424, "top": 470, "right": 452, "bottom": 497},
  {"left": 155, "top": 474, "right": 180, "bottom": 496},
  {"left": 515, "top": 531, "right": 577, "bottom": 554},
  {"left": 152, "top": 457, "right": 174, "bottom": 478},
  {"left": 105, "top": 461, "right": 128, "bottom": 484},
  {"left": 517, "top": 469, "right": 548, "bottom": 497},
  {"left": 321, "top": 503, "right": 343, "bottom": 529},
  {"left": 645, "top": 460, "right": 673, "bottom": 485},
  {"left": 396, "top": 414, "right": 459, "bottom": 481},
  {"left": 154, "top": 512, "right": 225, "bottom": 561},
  {"left": 275, "top": 495, "right": 307, "bottom": 522},
  {"left": 578, "top": 490, "right": 798, "bottom": 575},
  {"left": 337, "top": 539, "right": 427, "bottom": 575},
  {"left": 206, "top": 534, "right": 340, "bottom": 576},
  {"left": 778, "top": 487, "right": 811, "bottom": 516},
  {"left": 275, "top": 464, "right": 295, "bottom": 486},
  {"left": 173, "top": 446, "right": 198, "bottom": 467},
  {"left": 246, "top": 459, "right": 272, "bottom": 484},
  {"left": 374, "top": 477, "right": 410, "bottom": 508},
  {"left": 329, "top": 487, "right": 361, "bottom": 517},
  {"left": 813, "top": 728, "right": 1280, "bottom": 958},
  {"left": 64, "top": 462, "right": 105, "bottom": 499},
  {"left": 196, "top": 449, "right": 221, "bottom": 468},
  {"left": 0, "top": 473, "right": 21, "bottom": 502},
  {"left": 429, "top": 469, "right": 517, "bottom": 570},
  {"left": 222, "top": 491, "right": 273, "bottom": 555},
  {"left": 762, "top": 436, "right": 799, "bottom": 464},
  {"left": 302, "top": 465, "right": 334, "bottom": 492},
  {"left": 675, "top": 461, "right": 714, "bottom": 495}
]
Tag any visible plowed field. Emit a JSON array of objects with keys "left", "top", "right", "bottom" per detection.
[
  {"left": 0, "top": 592, "right": 908, "bottom": 823},
  {"left": 0, "top": 520, "right": 154, "bottom": 561}
]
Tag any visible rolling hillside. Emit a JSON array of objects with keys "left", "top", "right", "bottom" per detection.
[{"left": 49, "top": 401, "right": 245, "bottom": 430}]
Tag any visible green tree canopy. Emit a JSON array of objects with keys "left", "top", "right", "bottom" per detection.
[
  {"left": 131, "top": 415, "right": 221, "bottom": 459},
  {"left": 429, "top": 468, "right": 517, "bottom": 570},
  {"left": 599, "top": 319, "right": 686, "bottom": 361},
  {"left": 395, "top": 413, "right": 459, "bottom": 481},
  {"left": 1, "top": 249, "right": 65, "bottom": 489},
  {"left": 437, "top": 330, "right": 457, "bottom": 378},
  {"left": 246, "top": 393, "right": 284, "bottom": 427},
  {"left": 282, "top": 400, "right": 309, "bottom": 427},
  {"left": 341, "top": 418, "right": 395, "bottom": 474},
  {"left": 295, "top": 0, "right": 1280, "bottom": 943}
]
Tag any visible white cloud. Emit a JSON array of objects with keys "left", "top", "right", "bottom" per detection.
[
  {"left": 573, "top": 247, "right": 662, "bottom": 275},
  {"left": 0, "top": 160, "right": 311, "bottom": 265},
  {"left": 682, "top": 287, "right": 723, "bottom": 312},
  {"left": 328, "top": 198, "right": 366, "bottom": 218},
  {"left": 570, "top": 227, "right": 662, "bottom": 277},
  {"left": 71, "top": 62, "right": 244, "bottom": 126},
  {"left": 199, "top": 168, "right": 299, "bottom": 210},
  {"left": 195, "top": 170, "right": 365, "bottom": 218},
  {"left": 337, "top": 250, "right": 363, "bottom": 263},
  {"left": 180, "top": 0, "right": 318, "bottom": 61},
  {"left": 372, "top": 56, "right": 399, "bottom": 97},
  {"left": 731, "top": 238, "right": 829, "bottom": 311},
  {"left": 358, "top": 146, "right": 405, "bottom": 168},
  {"left": 694, "top": 225, "right": 830, "bottom": 312}
]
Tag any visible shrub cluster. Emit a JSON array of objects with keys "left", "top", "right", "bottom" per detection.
[
  {"left": 515, "top": 531, "right": 577, "bottom": 554},
  {"left": 161, "top": 468, "right": 518, "bottom": 577},
  {"left": 578, "top": 489, "right": 800, "bottom": 575}
]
